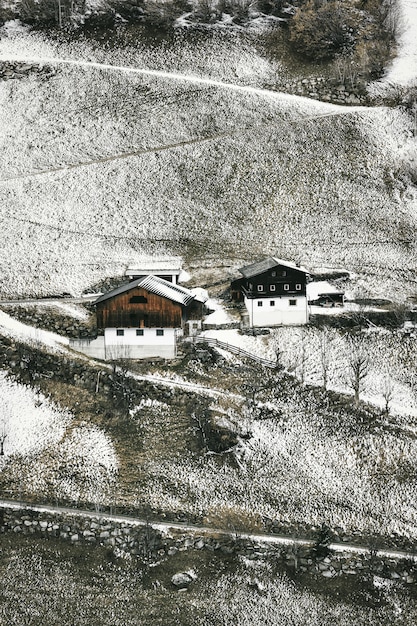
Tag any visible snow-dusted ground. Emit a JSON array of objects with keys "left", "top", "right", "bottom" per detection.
[
  {"left": 0, "top": 309, "right": 69, "bottom": 350},
  {"left": 0, "top": 29, "right": 415, "bottom": 301},
  {"left": 383, "top": 0, "right": 417, "bottom": 86},
  {"left": 0, "top": 371, "right": 71, "bottom": 459},
  {"left": 0, "top": 370, "right": 118, "bottom": 503}
]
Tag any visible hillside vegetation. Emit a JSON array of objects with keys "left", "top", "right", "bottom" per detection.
[
  {"left": 0, "top": 30, "right": 416, "bottom": 301},
  {"left": 3, "top": 533, "right": 417, "bottom": 626}
]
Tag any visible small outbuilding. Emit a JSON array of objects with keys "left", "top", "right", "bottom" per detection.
[
  {"left": 125, "top": 256, "right": 183, "bottom": 284},
  {"left": 307, "top": 281, "right": 345, "bottom": 308}
]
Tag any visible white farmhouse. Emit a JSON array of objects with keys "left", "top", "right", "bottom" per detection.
[{"left": 231, "top": 257, "right": 310, "bottom": 327}]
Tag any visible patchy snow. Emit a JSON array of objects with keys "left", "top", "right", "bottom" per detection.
[
  {"left": 384, "top": 0, "right": 417, "bottom": 86},
  {"left": 0, "top": 309, "right": 69, "bottom": 350},
  {"left": 204, "top": 298, "right": 235, "bottom": 325},
  {"left": 0, "top": 20, "right": 29, "bottom": 36},
  {"left": 178, "top": 269, "right": 191, "bottom": 283},
  {"left": 49, "top": 424, "right": 118, "bottom": 503},
  {"left": 36, "top": 301, "right": 90, "bottom": 320},
  {"left": 0, "top": 371, "right": 71, "bottom": 461},
  {"left": 190, "top": 286, "right": 209, "bottom": 303},
  {"left": 0, "top": 369, "right": 119, "bottom": 504}
]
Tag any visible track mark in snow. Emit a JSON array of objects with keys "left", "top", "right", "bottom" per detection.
[
  {"left": 0, "top": 131, "right": 234, "bottom": 182},
  {"left": 0, "top": 106, "right": 370, "bottom": 183}
]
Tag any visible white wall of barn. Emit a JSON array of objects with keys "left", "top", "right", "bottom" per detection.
[
  {"left": 70, "top": 328, "right": 180, "bottom": 360},
  {"left": 104, "top": 327, "right": 177, "bottom": 359},
  {"left": 244, "top": 295, "right": 309, "bottom": 327}
]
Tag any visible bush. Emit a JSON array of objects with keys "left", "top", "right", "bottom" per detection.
[
  {"left": 142, "top": 0, "right": 191, "bottom": 27},
  {"left": 289, "top": 0, "right": 358, "bottom": 60},
  {"left": 204, "top": 505, "right": 263, "bottom": 534},
  {"left": 108, "top": 0, "right": 145, "bottom": 21}
]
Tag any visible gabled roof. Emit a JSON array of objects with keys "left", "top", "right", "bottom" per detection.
[
  {"left": 94, "top": 275, "right": 195, "bottom": 307},
  {"left": 239, "top": 256, "right": 309, "bottom": 278},
  {"left": 125, "top": 256, "right": 182, "bottom": 276}
]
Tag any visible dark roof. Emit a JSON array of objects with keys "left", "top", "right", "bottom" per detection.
[
  {"left": 94, "top": 275, "right": 195, "bottom": 307},
  {"left": 239, "top": 257, "right": 309, "bottom": 279}
]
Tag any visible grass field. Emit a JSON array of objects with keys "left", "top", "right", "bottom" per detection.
[{"left": 1, "top": 533, "right": 417, "bottom": 626}]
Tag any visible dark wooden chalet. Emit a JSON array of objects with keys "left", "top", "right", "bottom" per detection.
[
  {"left": 231, "top": 257, "right": 309, "bottom": 302},
  {"left": 95, "top": 275, "right": 204, "bottom": 331}
]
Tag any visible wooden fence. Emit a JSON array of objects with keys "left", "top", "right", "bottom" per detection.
[{"left": 185, "top": 336, "right": 277, "bottom": 368}]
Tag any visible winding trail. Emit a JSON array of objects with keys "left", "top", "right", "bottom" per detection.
[
  {"left": 0, "top": 52, "right": 371, "bottom": 107},
  {"left": 1, "top": 498, "right": 416, "bottom": 562},
  {"left": 0, "top": 52, "right": 374, "bottom": 184}
]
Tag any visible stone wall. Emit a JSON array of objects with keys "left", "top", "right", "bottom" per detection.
[
  {"left": 282, "top": 76, "right": 370, "bottom": 105},
  {"left": 1, "top": 304, "right": 96, "bottom": 339},
  {"left": 1, "top": 506, "right": 416, "bottom": 584},
  {"left": 0, "top": 61, "right": 56, "bottom": 81}
]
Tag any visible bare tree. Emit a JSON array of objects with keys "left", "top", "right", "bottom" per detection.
[
  {"left": 0, "top": 405, "right": 10, "bottom": 457},
  {"left": 287, "top": 328, "right": 309, "bottom": 384},
  {"left": 381, "top": 373, "right": 395, "bottom": 416},
  {"left": 346, "top": 335, "right": 370, "bottom": 406},
  {"left": 319, "top": 328, "right": 333, "bottom": 390},
  {"left": 0, "top": 429, "right": 6, "bottom": 456}
]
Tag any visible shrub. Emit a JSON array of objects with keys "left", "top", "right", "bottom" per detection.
[
  {"left": 289, "top": 0, "right": 358, "bottom": 60},
  {"left": 204, "top": 504, "right": 263, "bottom": 534},
  {"left": 142, "top": 0, "right": 191, "bottom": 27},
  {"left": 108, "top": 0, "right": 145, "bottom": 21}
]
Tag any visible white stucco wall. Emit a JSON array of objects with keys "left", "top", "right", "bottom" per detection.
[
  {"left": 70, "top": 328, "right": 178, "bottom": 360},
  {"left": 244, "top": 295, "right": 309, "bottom": 327}
]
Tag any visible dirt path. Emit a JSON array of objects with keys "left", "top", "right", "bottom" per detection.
[{"left": 1, "top": 498, "right": 416, "bottom": 562}]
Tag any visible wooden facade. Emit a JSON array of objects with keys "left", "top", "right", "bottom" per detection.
[
  {"left": 96, "top": 286, "right": 183, "bottom": 331},
  {"left": 232, "top": 261, "right": 308, "bottom": 301},
  {"left": 240, "top": 266, "right": 307, "bottom": 299}
]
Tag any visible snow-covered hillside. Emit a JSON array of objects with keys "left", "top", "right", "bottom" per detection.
[{"left": 0, "top": 30, "right": 416, "bottom": 300}]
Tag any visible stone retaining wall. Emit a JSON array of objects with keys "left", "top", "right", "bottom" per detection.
[
  {"left": 0, "top": 61, "right": 56, "bottom": 81},
  {"left": 1, "top": 507, "right": 416, "bottom": 583},
  {"left": 283, "top": 76, "right": 370, "bottom": 105},
  {"left": 1, "top": 304, "right": 96, "bottom": 339}
]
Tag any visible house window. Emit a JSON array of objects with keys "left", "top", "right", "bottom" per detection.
[
  {"left": 116, "top": 329, "right": 124, "bottom": 336},
  {"left": 136, "top": 329, "right": 144, "bottom": 336},
  {"left": 156, "top": 329, "right": 164, "bottom": 336},
  {"left": 296, "top": 284, "right": 302, "bottom": 291},
  {"left": 284, "top": 284, "right": 290, "bottom": 291},
  {"left": 130, "top": 295, "right": 147, "bottom": 303},
  {"left": 282, "top": 270, "right": 287, "bottom": 276},
  {"left": 257, "top": 301, "right": 263, "bottom": 307},
  {"left": 257, "top": 285, "right": 264, "bottom": 292},
  {"left": 270, "top": 301, "right": 275, "bottom": 307},
  {"left": 270, "top": 284, "right": 276, "bottom": 292},
  {"left": 271, "top": 271, "right": 276, "bottom": 277},
  {"left": 289, "top": 299, "right": 297, "bottom": 306}
]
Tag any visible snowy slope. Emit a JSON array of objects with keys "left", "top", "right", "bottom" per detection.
[{"left": 0, "top": 30, "right": 415, "bottom": 303}]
